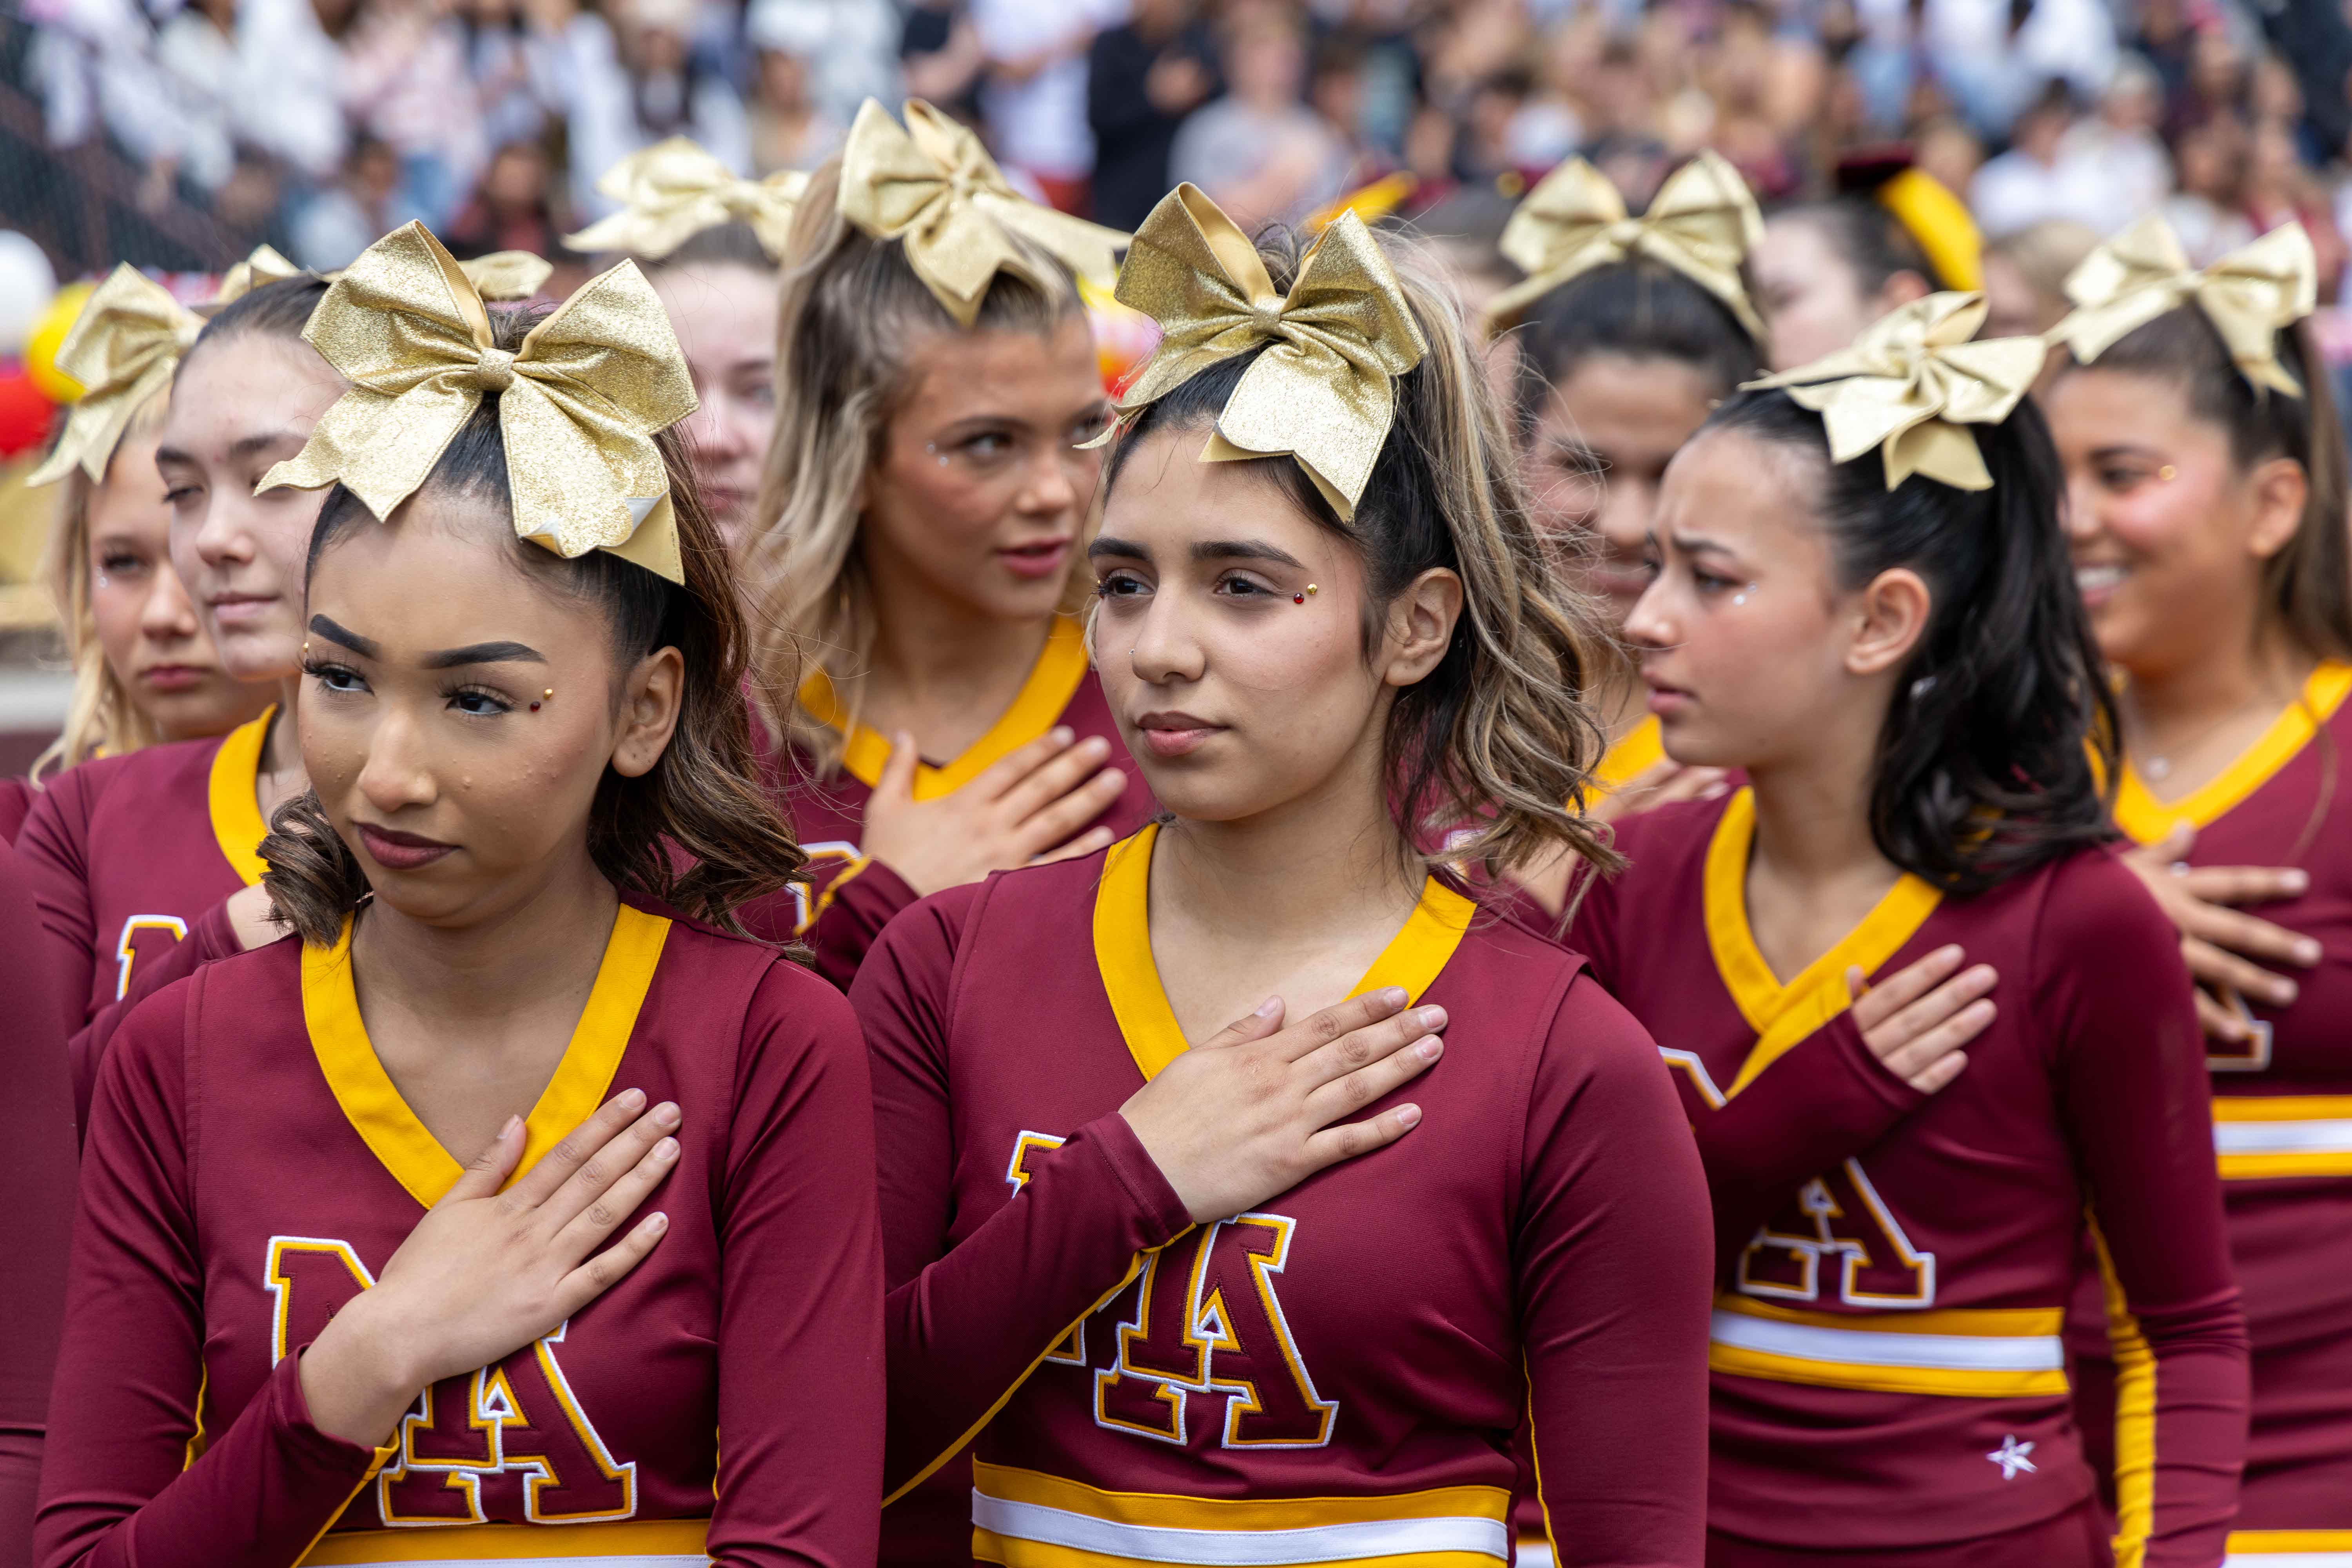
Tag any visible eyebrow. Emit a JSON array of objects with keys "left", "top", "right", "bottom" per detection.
[
  {"left": 1192, "top": 539, "right": 1308, "bottom": 568},
  {"left": 1089, "top": 535, "right": 1147, "bottom": 560},
  {"left": 1667, "top": 531, "right": 1737, "bottom": 557},
  {"left": 155, "top": 430, "right": 309, "bottom": 470},
  {"left": 307, "top": 616, "right": 546, "bottom": 669}
]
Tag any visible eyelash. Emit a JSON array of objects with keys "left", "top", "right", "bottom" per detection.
[{"left": 302, "top": 659, "right": 515, "bottom": 717}]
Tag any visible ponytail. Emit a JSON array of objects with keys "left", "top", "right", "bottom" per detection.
[{"left": 1702, "top": 388, "right": 2117, "bottom": 893}]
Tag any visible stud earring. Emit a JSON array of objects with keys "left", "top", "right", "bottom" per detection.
[
  {"left": 1293, "top": 593, "right": 1305, "bottom": 604},
  {"left": 531, "top": 687, "right": 552, "bottom": 712},
  {"left": 2158, "top": 465, "right": 2178, "bottom": 481},
  {"left": 1306, "top": 584, "right": 1318, "bottom": 595}
]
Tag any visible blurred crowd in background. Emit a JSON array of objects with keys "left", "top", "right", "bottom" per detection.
[{"left": 11, "top": 0, "right": 2352, "bottom": 278}]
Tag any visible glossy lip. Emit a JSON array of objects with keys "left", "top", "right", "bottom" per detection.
[
  {"left": 1643, "top": 673, "right": 1695, "bottom": 718},
  {"left": 1588, "top": 561, "right": 1652, "bottom": 603},
  {"left": 701, "top": 483, "right": 748, "bottom": 516},
  {"left": 358, "top": 822, "right": 457, "bottom": 871},
  {"left": 1134, "top": 709, "right": 1225, "bottom": 759},
  {"left": 997, "top": 536, "right": 1074, "bottom": 581},
  {"left": 137, "top": 663, "right": 210, "bottom": 693},
  {"left": 2072, "top": 559, "right": 2129, "bottom": 609}
]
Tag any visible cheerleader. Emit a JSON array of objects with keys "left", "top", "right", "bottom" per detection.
[
  {"left": 1575, "top": 294, "right": 2247, "bottom": 1565},
  {"left": 853, "top": 187, "right": 1713, "bottom": 1567},
  {"left": 565, "top": 139, "right": 805, "bottom": 549},
  {"left": 0, "top": 839, "right": 72, "bottom": 1568},
  {"left": 735, "top": 99, "right": 1151, "bottom": 990},
  {"left": 34, "top": 223, "right": 882, "bottom": 1568},
  {"left": 16, "top": 270, "right": 341, "bottom": 1102},
  {"left": 2044, "top": 216, "right": 2352, "bottom": 1559},
  {"left": 11, "top": 268, "right": 275, "bottom": 843},
  {"left": 1750, "top": 159, "right": 1980, "bottom": 371},
  {"left": 1484, "top": 155, "right": 1763, "bottom": 911}
]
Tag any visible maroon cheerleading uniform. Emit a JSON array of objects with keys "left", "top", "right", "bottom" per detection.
[
  {"left": 35, "top": 897, "right": 885, "bottom": 1568},
  {"left": 16, "top": 707, "right": 275, "bottom": 1120},
  {"left": 1572, "top": 788, "right": 2246, "bottom": 1566},
  {"left": 851, "top": 824, "right": 1716, "bottom": 1568},
  {"left": 0, "top": 841, "right": 74, "bottom": 1568},
  {"left": 746, "top": 618, "right": 1154, "bottom": 992},
  {"left": 2071, "top": 661, "right": 2352, "bottom": 1564}
]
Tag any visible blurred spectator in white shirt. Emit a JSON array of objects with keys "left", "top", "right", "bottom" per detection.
[
  {"left": 2053, "top": 55, "right": 2173, "bottom": 236},
  {"left": 1171, "top": 6, "right": 1350, "bottom": 230},
  {"left": 744, "top": 20, "right": 845, "bottom": 174},
  {"left": 1926, "top": 0, "right": 2117, "bottom": 140},
  {"left": 339, "top": 0, "right": 488, "bottom": 225},
  {"left": 972, "top": 0, "right": 1118, "bottom": 212},
  {"left": 292, "top": 132, "right": 409, "bottom": 268},
  {"left": 1970, "top": 82, "right": 2107, "bottom": 238},
  {"left": 743, "top": 0, "right": 900, "bottom": 134},
  {"left": 535, "top": 0, "right": 751, "bottom": 218},
  {"left": 2158, "top": 109, "right": 2257, "bottom": 265}
]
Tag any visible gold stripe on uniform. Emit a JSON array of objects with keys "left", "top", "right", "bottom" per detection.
[
  {"left": 301, "top": 1518, "right": 710, "bottom": 1564},
  {"left": 1706, "top": 1295, "right": 2067, "bottom": 1398},
  {"left": 2213, "top": 1096, "right": 2352, "bottom": 1180}
]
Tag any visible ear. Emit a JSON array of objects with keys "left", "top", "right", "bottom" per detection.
[
  {"left": 1879, "top": 270, "right": 1932, "bottom": 312},
  {"left": 1379, "top": 568, "right": 1465, "bottom": 688},
  {"left": 1845, "top": 566, "right": 1932, "bottom": 678},
  {"left": 2244, "top": 455, "right": 2307, "bottom": 562},
  {"left": 610, "top": 644, "right": 686, "bottom": 779}
]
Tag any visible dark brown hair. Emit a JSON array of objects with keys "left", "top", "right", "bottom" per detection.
[
  {"left": 260, "top": 307, "right": 807, "bottom": 946},
  {"left": 1102, "top": 225, "right": 1622, "bottom": 884},
  {"left": 2052, "top": 308, "right": 2352, "bottom": 666}
]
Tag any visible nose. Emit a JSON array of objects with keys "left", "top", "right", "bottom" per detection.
[
  {"left": 355, "top": 702, "right": 439, "bottom": 817},
  {"left": 1621, "top": 573, "right": 1675, "bottom": 652},
  {"left": 2059, "top": 467, "right": 2101, "bottom": 546},
  {"left": 1125, "top": 592, "right": 1203, "bottom": 688},
  {"left": 1017, "top": 443, "right": 1091, "bottom": 519},
  {"left": 1594, "top": 475, "right": 1652, "bottom": 557},
  {"left": 686, "top": 394, "right": 752, "bottom": 463},
  {"left": 140, "top": 559, "right": 203, "bottom": 644},
  {"left": 186, "top": 487, "right": 257, "bottom": 573}
]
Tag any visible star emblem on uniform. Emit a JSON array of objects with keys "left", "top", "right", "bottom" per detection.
[{"left": 1986, "top": 1435, "right": 2037, "bottom": 1479}]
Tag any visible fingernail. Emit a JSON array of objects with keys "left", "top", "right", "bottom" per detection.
[
  {"left": 1396, "top": 1104, "right": 1421, "bottom": 1127},
  {"left": 1080, "top": 735, "right": 1109, "bottom": 755},
  {"left": 654, "top": 1137, "right": 679, "bottom": 1160},
  {"left": 1256, "top": 996, "right": 1282, "bottom": 1017},
  {"left": 656, "top": 1102, "right": 681, "bottom": 1126},
  {"left": 501, "top": 1114, "right": 523, "bottom": 1139},
  {"left": 1417, "top": 1037, "right": 1442, "bottom": 1059},
  {"left": 2273, "top": 981, "right": 2299, "bottom": 1005},
  {"left": 1381, "top": 986, "right": 1408, "bottom": 1005},
  {"left": 621, "top": 1087, "right": 646, "bottom": 1110},
  {"left": 647, "top": 1212, "right": 669, "bottom": 1234},
  {"left": 2285, "top": 870, "right": 2310, "bottom": 893},
  {"left": 1050, "top": 726, "right": 1074, "bottom": 745},
  {"left": 2296, "top": 939, "right": 2321, "bottom": 964},
  {"left": 1416, "top": 1005, "right": 1446, "bottom": 1029}
]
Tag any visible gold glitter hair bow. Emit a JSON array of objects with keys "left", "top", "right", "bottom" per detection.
[
  {"left": 1103, "top": 183, "right": 1426, "bottom": 521},
  {"left": 2050, "top": 215, "right": 2316, "bottom": 397},
  {"left": 564, "top": 138, "right": 809, "bottom": 261},
  {"left": 213, "top": 243, "right": 306, "bottom": 305},
  {"left": 837, "top": 97, "right": 1126, "bottom": 327},
  {"left": 1742, "top": 292, "right": 2047, "bottom": 491},
  {"left": 28, "top": 264, "right": 205, "bottom": 486},
  {"left": 457, "top": 250, "right": 554, "bottom": 301},
  {"left": 261, "top": 221, "right": 699, "bottom": 583},
  {"left": 1481, "top": 151, "right": 1765, "bottom": 338}
]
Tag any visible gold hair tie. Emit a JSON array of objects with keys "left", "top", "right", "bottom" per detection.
[
  {"left": 1481, "top": 151, "right": 1765, "bottom": 339},
  {"left": 837, "top": 97, "right": 1126, "bottom": 327},
  {"left": 564, "top": 138, "right": 809, "bottom": 261},
  {"left": 212, "top": 243, "right": 307, "bottom": 307},
  {"left": 260, "top": 221, "right": 699, "bottom": 583},
  {"left": 457, "top": 251, "right": 554, "bottom": 301},
  {"left": 2050, "top": 214, "right": 2316, "bottom": 397},
  {"left": 28, "top": 265, "right": 205, "bottom": 487},
  {"left": 1742, "top": 292, "right": 2047, "bottom": 491},
  {"left": 1101, "top": 183, "right": 1426, "bottom": 521}
]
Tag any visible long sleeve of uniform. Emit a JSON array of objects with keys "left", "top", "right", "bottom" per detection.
[
  {"left": 67, "top": 900, "right": 238, "bottom": 1134},
  {"left": 1690, "top": 1016, "right": 1924, "bottom": 1274},
  {"left": 16, "top": 774, "right": 101, "bottom": 1037},
  {"left": 2042, "top": 855, "right": 2248, "bottom": 1568},
  {"left": 851, "top": 891, "right": 1194, "bottom": 1496},
  {"left": 802, "top": 860, "right": 921, "bottom": 994},
  {"left": 0, "top": 844, "right": 74, "bottom": 1568},
  {"left": 34, "top": 987, "right": 390, "bottom": 1568},
  {"left": 1517, "top": 973, "right": 1714, "bottom": 1568},
  {"left": 709, "top": 967, "right": 887, "bottom": 1567}
]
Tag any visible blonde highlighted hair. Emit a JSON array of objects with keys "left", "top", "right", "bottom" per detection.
[
  {"left": 31, "top": 391, "right": 171, "bottom": 783},
  {"left": 739, "top": 158, "right": 1091, "bottom": 772},
  {"left": 1100, "top": 226, "right": 1623, "bottom": 882}
]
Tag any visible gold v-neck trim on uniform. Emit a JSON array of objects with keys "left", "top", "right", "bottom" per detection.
[
  {"left": 1703, "top": 788, "right": 1942, "bottom": 1098},
  {"left": 799, "top": 617, "right": 1091, "bottom": 800},
  {"left": 1091, "top": 822, "right": 1475, "bottom": 1083},
  {"left": 206, "top": 705, "right": 276, "bottom": 887},
  {"left": 301, "top": 904, "right": 671, "bottom": 1208},
  {"left": 2112, "top": 661, "right": 2352, "bottom": 844}
]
